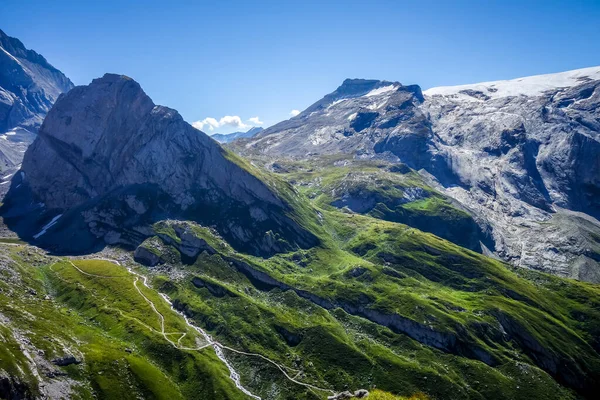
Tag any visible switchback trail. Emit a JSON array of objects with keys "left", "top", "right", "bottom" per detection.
[{"left": 63, "top": 256, "right": 336, "bottom": 399}]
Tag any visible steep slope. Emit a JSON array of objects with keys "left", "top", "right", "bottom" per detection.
[
  {"left": 0, "top": 28, "right": 73, "bottom": 174},
  {"left": 129, "top": 213, "right": 600, "bottom": 399},
  {"left": 242, "top": 79, "right": 427, "bottom": 158},
  {"left": 0, "top": 245, "right": 250, "bottom": 400},
  {"left": 252, "top": 155, "right": 492, "bottom": 252},
  {"left": 0, "top": 73, "right": 599, "bottom": 399},
  {"left": 1, "top": 74, "right": 318, "bottom": 256},
  {"left": 238, "top": 67, "right": 600, "bottom": 282},
  {"left": 211, "top": 127, "right": 264, "bottom": 144},
  {"left": 423, "top": 67, "right": 600, "bottom": 281}
]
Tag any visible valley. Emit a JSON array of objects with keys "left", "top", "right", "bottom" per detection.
[{"left": 0, "top": 22, "right": 599, "bottom": 400}]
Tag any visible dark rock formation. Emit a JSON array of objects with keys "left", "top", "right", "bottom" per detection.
[
  {"left": 51, "top": 355, "right": 81, "bottom": 367},
  {"left": 1, "top": 74, "right": 318, "bottom": 257}
]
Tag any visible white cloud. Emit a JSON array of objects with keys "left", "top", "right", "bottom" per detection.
[
  {"left": 192, "top": 115, "right": 249, "bottom": 132},
  {"left": 219, "top": 115, "right": 248, "bottom": 129},
  {"left": 290, "top": 109, "right": 301, "bottom": 117},
  {"left": 192, "top": 117, "right": 219, "bottom": 131},
  {"left": 248, "top": 116, "right": 263, "bottom": 125}
]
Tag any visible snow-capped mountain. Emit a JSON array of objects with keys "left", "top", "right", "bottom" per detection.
[
  {"left": 239, "top": 66, "right": 600, "bottom": 282},
  {"left": 211, "top": 126, "right": 263, "bottom": 143}
]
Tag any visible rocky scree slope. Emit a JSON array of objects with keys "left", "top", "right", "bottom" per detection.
[
  {"left": 1, "top": 74, "right": 318, "bottom": 256},
  {"left": 237, "top": 67, "right": 600, "bottom": 282}
]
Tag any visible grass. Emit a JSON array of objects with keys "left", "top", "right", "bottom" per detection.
[
  {"left": 0, "top": 246, "right": 247, "bottom": 400},
  {"left": 139, "top": 214, "right": 596, "bottom": 399},
  {"left": 264, "top": 156, "right": 485, "bottom": 250},
  {"left": 2, "top": 155, "right": 600, "bottom": 399}
]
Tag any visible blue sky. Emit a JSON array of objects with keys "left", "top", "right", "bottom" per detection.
[{"left": 2, "top": 0, "right": 600, "bottom": 134}]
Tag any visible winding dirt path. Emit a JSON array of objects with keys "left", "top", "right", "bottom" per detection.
[{"left": 65, "top": 257, "right": 336, "bottom": 399}]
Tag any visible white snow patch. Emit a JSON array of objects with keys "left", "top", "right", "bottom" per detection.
[
  {"left": 365, "top": 85, "right": 398, "bottom": 97},
  {"left": 0, "top": 46, "right": 26, "bottom": 69},
  {"left": 424, "top": 66, "right": 600, "bottom": 100},
  {"left": 347, "top": 112, "right": 357, "bottom": 121},
  {"left": 367, "top": 99, "right": 388, "bottom": 110},
  {"left": 33, "top": 214, "right": 63, "bottom": 239},
  {"left": 327, "top": 98, "right": 347, "bottom": 109}
]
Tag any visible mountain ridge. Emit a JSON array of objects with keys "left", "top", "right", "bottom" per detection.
[
  {"left": 211, "top": 126, "right": 264, "bottom": 143},
  {"left": 0, "top": 28, "right": 73, "bottom": 132},
  {"left": 0, "top": 28, "right": 74, "bottom": 179},
  {"left": 235, "top": 65, "right": 600, "bottom": 282}
]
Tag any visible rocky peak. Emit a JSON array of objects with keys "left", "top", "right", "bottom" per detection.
[
  {"left": 245, "top": 126, "right": 264, "bottom": 136},
  {"left": 302, "top": 78, "right": 408, "bottom": 115},
  {"left": 2, "top": 74, "right": 318, "bottom": 256},
  {"left": 239, "top": 77, "right": 427, "bottom": 161},
  {"left": 0, "top": 28, "right": 74, "bottom": 132},
  {"left": 0, "top": 29, "right": 71, "bottom": 91},
  {"left": 237, "top": 66, "right": 600, "bottom": 282}
]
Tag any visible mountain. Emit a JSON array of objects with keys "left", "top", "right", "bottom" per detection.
[
  {"left": 0, "top": 29, "right": 73, "bottom": 177},
  {"left": 1, "top": 73, "right": 600, "bottom": 400},
  {"left": 1, "top": 74, "right": 317, "bottom": 256},
  {"left": 0, "top": 29, "right": 73, "bottom": 132},
  {"left": 211, "top": 126, "right": 264, "bottom": 143},
  {"left": 237, "top": 67, "right": 600, "bottom": 283}
]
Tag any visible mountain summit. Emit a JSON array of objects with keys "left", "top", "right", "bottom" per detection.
[
  {"left": 2, "top": 73, "right": 317, "bottom": 255},
  {"left": 242, "top": 78, "right": 426, "bottom": 157},
  {"left": 238, "top": 66, "right": 600, "bottom": 282},
  {"left": 0, "top": 28, "right": 73, "bottom": 132}
]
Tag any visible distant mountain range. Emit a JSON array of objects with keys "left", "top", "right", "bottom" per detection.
[{"left": 210, "top": 126, "right": 263, "bottom": 143}]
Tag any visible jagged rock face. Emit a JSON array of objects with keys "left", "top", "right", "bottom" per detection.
[
  {"left": 423, "top": 67, "right": 600, "bottom": 281},
  {"left": 0, "top": 29, "right": 73, "bottom": 132},
  {"left": 240, "top": 67, "right": 600, "bottom": 282},
  {"left": 2, "top": 74, "right": 318, "bottom": 256}
]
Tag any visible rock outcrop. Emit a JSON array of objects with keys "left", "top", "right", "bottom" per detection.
[
  {"left": 1, "top": 74, "right": 318, "bottom": 256},
  {"left": 239, "top": 67, "right": 600, "bottom": 282}
]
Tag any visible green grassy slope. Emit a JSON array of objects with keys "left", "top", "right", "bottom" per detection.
[
  {"left": 259, "top": 156, "right": 487, "bottom": 251},
  {"left": 1, "top": 155, "right": 600, "bottom": 399},
  {"left": 0, "top": 245, "right": 247, "bottom": 400},
  {"left": 135, "top": 210, "right": 600, "bottom": 399}
]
